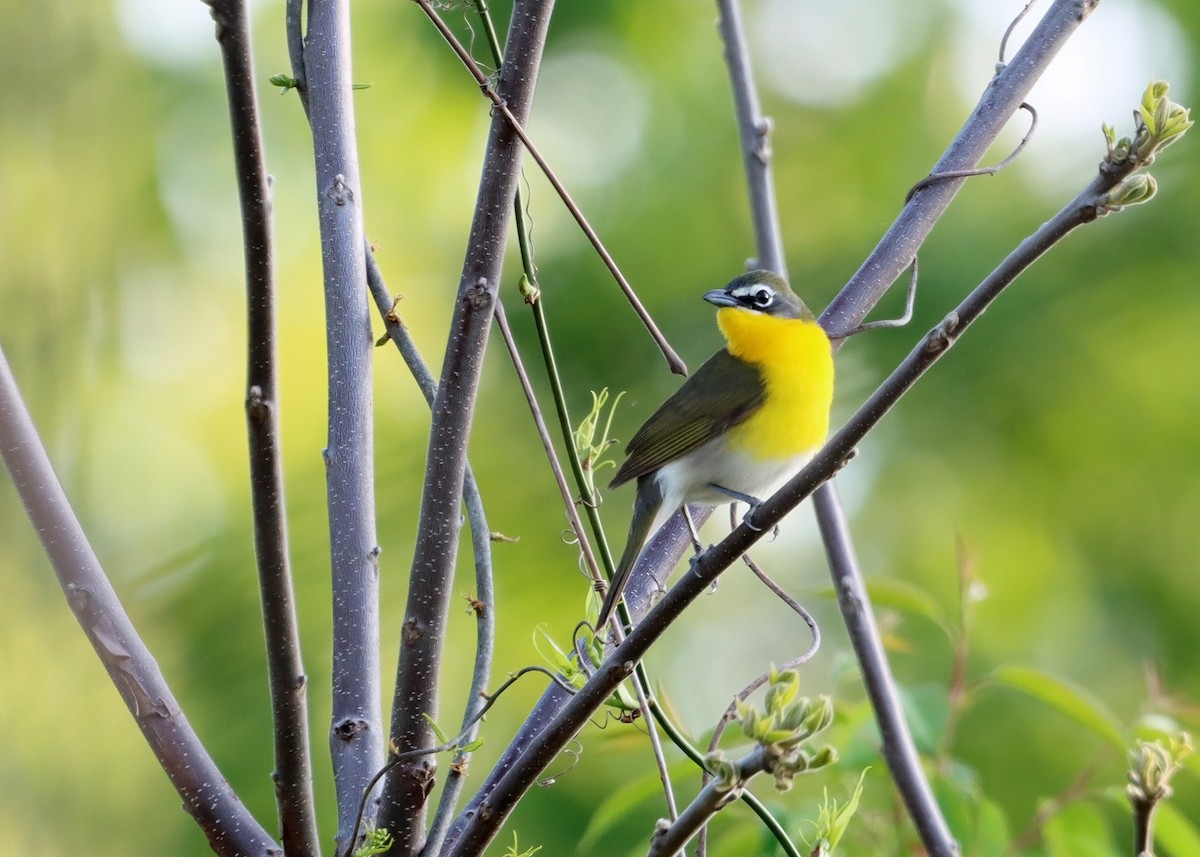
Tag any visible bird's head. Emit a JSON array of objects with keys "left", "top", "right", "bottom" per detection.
[{"left": 703, "top": 270, "right": 814, "bottom": 321}]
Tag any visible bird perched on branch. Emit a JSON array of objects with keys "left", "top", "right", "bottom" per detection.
[{"left": 595, "top": 270, "right": 834, "bottom": 627}]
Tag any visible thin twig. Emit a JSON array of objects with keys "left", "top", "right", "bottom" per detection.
[
  {"left": 413, "top": 0, "right": 687, "bottom": 377},
  {"left": 716, "top": 0, "right": 786, "bottom": 276},
  {"left": 378, "top": 2, "right": 557, "bottom": 851},
  {"left": 821, "top": 0, "right": 1100, "bottom": 337},
  {"left": 491, "top": 303, "right": 604, "bottom": 587},
  {"left": 284, "top": 0, "right": 310, "bottom": 115},
  {"left": 0, "top": 348, "right": 280, "bottom": 857},
  {"left": 813, "top": 487, "right": 957, "bottom": 855},
  {"left": 207, "top": 1, "right": 320, "bottom": 853},
  {"left": 362, "top": 250, "right": 498, "bottom": 857},
  {"left": 347, "top": 665, "right": 578, "bottom": 857},
  {"left": 632, "top": 666, "right": 680, "bottom": 823},
  {"left": 646, "top": 747, "right": 772, "bottom": 857},
  {"left": 705, "top": 512, "right": 822, "bottom": 763},
  {"left": 302, "top": 0, "right": 384, "bottom": 847}
]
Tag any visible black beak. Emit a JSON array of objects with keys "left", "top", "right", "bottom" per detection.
[{"left": 703, "top": 289, "right": 738, "bottom": 308}]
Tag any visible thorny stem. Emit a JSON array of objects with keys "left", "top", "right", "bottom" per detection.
[{"left": 207, "top": 0, "right": 320, "bottom": 853}]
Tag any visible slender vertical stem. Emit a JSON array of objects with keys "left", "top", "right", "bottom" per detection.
[
  {"left": 814, "top": 486, "right": 957, "bottom": 856},
  {"left": 207, "top": 1, "right": 321, "bottom": 853},
  {"left": 716, "top": 0, "right": 787, "bottom": 277},
  {"left": 379, "top": 2, "right": 556, "bottom": 853},
  {"left": 363, "top": 251, "right": 496, "bottom": 857},
  {"left": 0, "top": 349, "right": 279, "bottom": 857},
  {"left": 303, "top": 0, "right": 383, "bottom": 847}
]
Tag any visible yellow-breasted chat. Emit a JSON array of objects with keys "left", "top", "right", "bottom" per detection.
[{"left": 595, "top": 270, "right": 834, "bottom": 627}]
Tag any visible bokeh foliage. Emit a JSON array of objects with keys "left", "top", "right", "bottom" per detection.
[{"left": 1, "top": 0, "right": 1197, "bottom": 854}]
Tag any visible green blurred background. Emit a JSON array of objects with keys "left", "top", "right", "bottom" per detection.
[{"left": 2, "top": 0, "right": 1198, "bottom": 854}]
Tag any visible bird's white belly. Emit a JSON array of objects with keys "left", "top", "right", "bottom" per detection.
[{"left": 654, "top": 440, "right": 814, "bottom": 511}]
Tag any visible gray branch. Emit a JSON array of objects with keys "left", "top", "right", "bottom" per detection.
[
  {"left": 301, "top": 0, "right": 384, "bottom": 847},
  {"left": 376, "top": 2, "right": 556, "bottom": 853},
  {"left": 822, "top": 0, "right": 1101, "bottom": 335},
  {"left": 364, "top": 251, "right": 496, "bottom": 857},
  {"left": 0, "top": 349, "right": 280, "bottom": 857},
  {"left": 207, "top": 0, "right": 321, "bottom": 853}
]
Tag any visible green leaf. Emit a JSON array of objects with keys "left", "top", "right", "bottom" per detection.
[
  {"left": 862, "top": 578, "right": 953, "bottom": 639},
  {"left": 422, "top": 712, "right": 449, "bottom": 745},
  {"left": 1042, "top": 802, "right": 1116, "bottom": 857},
  {"left": 974, "top": 797, "right": 1011, "bottom": 857},
  {"left": 897, "top": 683, "right": 951, "bottom": 757},
  {"left": 990, "top": 665, "right": 1127, "bottom": 749},
  {"left": 578, "top": 759, "right": 696, "bottom": 851}
]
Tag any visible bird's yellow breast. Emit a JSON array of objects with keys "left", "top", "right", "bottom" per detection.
[{"left": 716, "top": 306, "right": 834, "bottom": 460}]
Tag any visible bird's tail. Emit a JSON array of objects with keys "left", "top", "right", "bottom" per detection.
[{"left": 595, "top": 476, "right": 662, "bottom": 628}]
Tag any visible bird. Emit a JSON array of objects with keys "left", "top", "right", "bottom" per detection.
[{"left": 594, "top": 270, "right": 834, "bottom": 627}]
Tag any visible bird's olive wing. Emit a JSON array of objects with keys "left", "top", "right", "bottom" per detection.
[{"left": 609, "top": 349, "right": 766, "bottom": 488}]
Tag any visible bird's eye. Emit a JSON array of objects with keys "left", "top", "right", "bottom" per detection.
[{"left": 753, "top": 288, "right": 772, "bottom": 306}]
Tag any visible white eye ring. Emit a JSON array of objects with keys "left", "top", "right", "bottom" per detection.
[{"left": 753, "top": 288, "right": 772, "bottom": 306}]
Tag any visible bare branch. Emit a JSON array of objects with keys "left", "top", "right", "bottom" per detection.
[
  {"left": 364, "top": 250, "right": 496, "bottom": 857},
  {"left": 413, "top": 0, "right": 687, "bottom": 377},
  {"left": 378, "top": 2, "right": 556, "bottom": 852},
  {"left": 716, "top": 0, "right": 786, "bottom": 276},
  {"left": 302, "top": 0, "right": 384, "bottom": 846},
  {"left": 813, "top": 487, "right": 957, "bottom": 855},
  {"left": 0, "top": 349, "right": 279, "bottom": 857},
  {"left": 207, "top": 1, "right": 320, "bottom": 853},
  {"left": 821, "top": 0, "right": 1100, "bottom": 336}
]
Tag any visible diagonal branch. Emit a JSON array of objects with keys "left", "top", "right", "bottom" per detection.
[
  {"left": 206, "top": 1, "right": 320, "bottom": 854},
  {"left": 821, "top": 0, "right": 1100, "bottom": 336},
  {"left": 413, "top": 0, "right": 686, "bottom": 377},
  {"left": 301, "top": 0, "right": 384, "bottom": 848},
  {"left": 0, "top": 348, "right": 279, "bottom": 857},
  {"left": 443, "top": 141, "right": 1155, "bottom": 856},
  {"left": 377, "top": 2, "right": 556, "bottom": 853}
]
